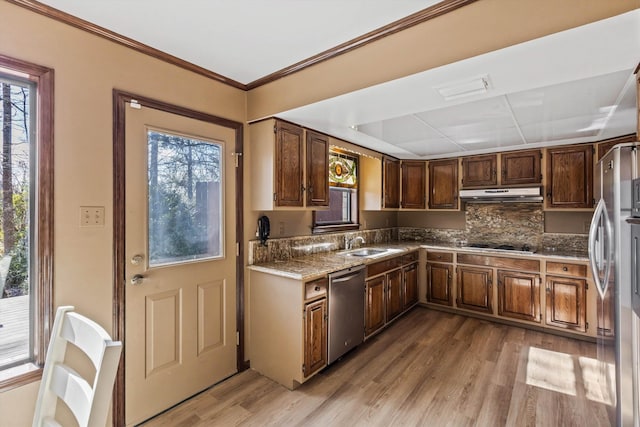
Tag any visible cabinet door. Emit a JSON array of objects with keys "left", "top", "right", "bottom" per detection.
[
  {"left": 275, "top": 121, "right": 304, "bottom": 207},
  {"left": 497, "top": 270, "right": 540, "bottom": 323},
  {"left": 401, "top": 161, "right": 426, "bottom": 209},
  {"left": 426, "top": 262, "right": 453, "bottom": 306},
  {"left": 429, "top": 159, "right": 459, "bottom": 209},
  {"left": 462, "top": 155, "right": 496, "bottom": 188},
  {"left": 305, "top": 131, "right": 329, "bottom": 207},
  {"left": 365, "top": 275, "right": 386, "bottom": 336},
  {"left": 403, "top": 262, "right": 418, "bottom": 309},
  {"left": 457, "top": 266, "right": 493, "bottom": 313},
  {"left": 383, "top": 157, "right": 400, "bottom": 209},
  {"left": 386, "top": 269, "right": 404, "bottom": 322},
  {"left": 545, "top": 276, "right": 586, "bottom": 332},
  {"left": 304, "top": 298, "right": 327, "bottom": 377},
  {"left": 501, "top": 149, "right": 542, "bottom": 185},
  {"left": 545, "top": 145, "right": 593, "bottom": 208}
]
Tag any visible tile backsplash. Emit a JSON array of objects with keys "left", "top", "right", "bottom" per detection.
[{"left": 249, "top": 203, "right": 589, "bottom": 264}]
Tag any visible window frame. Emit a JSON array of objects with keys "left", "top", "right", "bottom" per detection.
[
  {"left": 0, "top": 54, "right": 54, "bottom": 391},
  {"left": 312, "top": 150, "right": 359, "bottom": 234}
]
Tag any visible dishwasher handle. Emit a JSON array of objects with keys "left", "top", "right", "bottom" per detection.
[{"left": 329, "top": 265, "right": 365, "bottom": 283}]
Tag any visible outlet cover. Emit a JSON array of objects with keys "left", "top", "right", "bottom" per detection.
[{"left": 80, "top": 206, "right": 105, "bottom": 227}]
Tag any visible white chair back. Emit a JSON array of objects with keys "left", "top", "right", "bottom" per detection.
[{"left": 32, "top": 306, "right": 122, "bottom": 427}]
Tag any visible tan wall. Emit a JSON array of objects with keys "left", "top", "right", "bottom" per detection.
[
  {"left": 0, "top": 2, "right": 245, "bottom": 424},
  {"left": 247, "top": 0, "right": 637, "bottom": 120}
]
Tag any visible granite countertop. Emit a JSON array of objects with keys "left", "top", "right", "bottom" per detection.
[{"left": 247, "top": 240, "right": 589, "bottom": 281}]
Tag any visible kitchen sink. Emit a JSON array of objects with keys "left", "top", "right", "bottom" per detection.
[
  {"left": 347, "top": 248, "right": 388, "bottom": 257},
  {"left": 339, "top": 247, "right": 403, "bottom": 258}
]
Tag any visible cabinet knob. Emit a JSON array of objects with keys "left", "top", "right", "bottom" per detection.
[
  {"left": 314, "top": 286, "right": 320, "bottom": 291},
  {"left": 562, "top": 266, "right": 568, "bottom": 272}
]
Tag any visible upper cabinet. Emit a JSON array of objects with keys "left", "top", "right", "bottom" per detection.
[
  {"left": 461, "top": 150, "right": 541, "bottom": 188},
  {"left": 429, "top": 159, "right": 459, "bottom": 210},
  {"left": 462, "top": 154, "right": 497, "bottom": 188},
  {"left": 250, "top": 119, "right": 329, "bottom": 210},
  {"left": 383, "top": 157, "right": 400, "bottom": 209},
  {"left": 275, "top": 121, "right": 305, "bottom": 207},
  {"left": 545, "top": 144, "right": 593, "bottom": 209},
  {"left": 401, "top": 161, "right": 426, "bottom": 209},
  {"left": 305, "top": 131, "right": 329, "bottom": 207},
  {"left": 501, "top": 149, "right": 542, "bottom": 186},
  {"left": 596, "top": 134, "right": 637, "bottom": 161}
]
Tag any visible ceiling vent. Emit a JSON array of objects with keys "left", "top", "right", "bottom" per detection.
[{"left": 435, "top": 75, "right": 490, "bottom": 101}]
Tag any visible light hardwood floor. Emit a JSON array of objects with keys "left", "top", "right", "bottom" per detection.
[{"left": 141, "top": 307, "right": 610, "bottom": 426}]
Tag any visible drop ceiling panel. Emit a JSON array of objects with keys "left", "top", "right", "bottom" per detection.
[
  {"left": 357, "top": 115, "right": 442, "bottom": 144},
  {"left": 396, "top": 139, "right": 462, "bottom": 157},
  {"left": 507, "top": 70, "right": 632, "bottom": 142}
]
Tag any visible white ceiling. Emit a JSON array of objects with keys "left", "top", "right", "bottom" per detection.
[
  {"left": 35, "top": 1, "right": 640, "bottom": 159},
  {"left": 36, "top": 0, "right": 439, "bottom": 84}
]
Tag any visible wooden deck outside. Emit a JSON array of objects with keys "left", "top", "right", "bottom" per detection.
[{"left": 0, "top": 295, "right": 29, "bottom": 366}]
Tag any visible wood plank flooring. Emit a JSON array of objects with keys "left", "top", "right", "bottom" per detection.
[
  {"left": 141, "top": 307, "right": 610, "bottom": 426},
  {"left": 0, "top": 295, "right": 29, "bottom": 366}
]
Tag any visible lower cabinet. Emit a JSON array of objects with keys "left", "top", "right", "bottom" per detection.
[
  {"left": 365, "top": 275, "right": 386, "bottom": 336},
  {"left": 303, "top": 298, "right": 327, "bottom": 377},
  {"left": 365, "top": 251, "right": 419, "bottom": 338},
  {"left": 497, "top": 270, "right": 541, "bottom": 323},
  {"left": 456, "top": 265, "right": 493, "bottom": 314},
  {"left": 403, "top": 261, "right": 419, "bottom": 309},
  {"left": 545, "top": 275, "right": 587, "bottom": 332},
  {"left": 426, "top": 262, "right": 453, "bottom": 306},
  {"left": 249, "top": 271, "right": 328, "bottom": 389},
  {"left": 386, "top": 268, "right": 404, "bottom": 322}
]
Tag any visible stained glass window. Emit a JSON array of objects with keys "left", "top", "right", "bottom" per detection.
[{"left": 329, "top": 152, "right": 357, "bottom": 188}]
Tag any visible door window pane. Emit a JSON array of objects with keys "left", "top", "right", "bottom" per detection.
[{"left": 147, "top": 130, "right": 223, "bottom": 266}]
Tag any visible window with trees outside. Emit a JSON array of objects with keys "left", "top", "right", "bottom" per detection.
[
  {"left": 0, "top": 56, "right": 53, "bottom": 388},
  {"left": 313, "top": 151, "right": 358, "bottom": 232}
]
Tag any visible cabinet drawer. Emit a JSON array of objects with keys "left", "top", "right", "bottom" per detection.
[
  {"left": 427, "top": 251, "right": 453, "bottom": 263},
  {"left": 546, "top": 261, "right": 587, "bottom": 278},
  {"left": 402, "top": 251, "right": 419, "bottom": 264},
  {"left": 457, "top": 253, "right": 540, "bottom": 272},
  {"left": 367, "top": 257, "right": 402, "bottom": 278},
  {"left": 305, "top": 277, "right": 328, "bottom": 301}
]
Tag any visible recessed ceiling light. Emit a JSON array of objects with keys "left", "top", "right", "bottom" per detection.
[{"left": 435, "top": 75, "right": 490, "bottom": 101}]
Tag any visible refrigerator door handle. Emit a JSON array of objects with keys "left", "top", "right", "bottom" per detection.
[{"left": 589, "top": 198, "right": 612, "bottom": 299}]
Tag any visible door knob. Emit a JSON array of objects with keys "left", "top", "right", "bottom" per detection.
[
  {"left": 131, "top": 274, "right": 145, "bottom": 286},
  {"left": 131, "top": 254, "right": 144, "bottom": 265}
]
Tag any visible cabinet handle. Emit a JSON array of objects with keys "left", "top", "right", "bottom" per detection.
[
  {"left": 562, "top": 266, "right": 568, "bottom": 272},
  {"left": 314, "top": 286, "right": 320, "bottom": 291}
]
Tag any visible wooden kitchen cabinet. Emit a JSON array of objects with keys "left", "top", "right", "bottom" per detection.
[
  {"left": 596, "top": 134, "right": 637, "bottom": 161},
  {"left": 304, "top": 297, "right": 327, "bottom": 377},
  {"left": 403, "top": 259, "right": 419, "bottom": 309},
  {"left": 401, "top": 161, "right": 426, "bottom": 209},
  {"left": 386, "top": 268, "right": 404, "bottom": 322},
  {"left": 250, "top": 119, "right": 329, "bottom": 210},
  {"left": 545, "top": 275, "right": 587, "bottom": 332},
  {"left": 383, "top": 157, "right": 400, "bottom": 209},
  {"left": 249, "top": 271, "right": 329, "bottom": 389},
  {"left": 426, "top": 262, "right": 453, "bottom": 306},
  {"left": 545, "top": 144, "right": 593, "bottom": 209},
  {"left": 429, "top": 158, "right": 459, "bottom": 210},
  {"left": 497, "top": 270, "right": 540, "bottom": 323},
  {"left": 501, "top": 149, "right": 542, "bottom": 185},
  {"left": 275, "top": 121, "right": 304, "bottom": 207},
  {"left": 462, "top": 154, "right": 497, "bottom": 188},
  {"left": 365, "top": 275, "right": 386, "bottom": 336},
  {"left": 456, "top": 265, "right": 493, "bottom": 314},
  {"left": 305, "top": 130, "right": 329, "bottom": 207}
]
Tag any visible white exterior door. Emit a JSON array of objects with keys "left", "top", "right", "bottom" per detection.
[{"left": 124, "top": 104, "right": 237, "bottom": 425}]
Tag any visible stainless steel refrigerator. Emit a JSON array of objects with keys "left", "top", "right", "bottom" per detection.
[{"left": 589, "top": 143, "right": 637, "bottom": 426}]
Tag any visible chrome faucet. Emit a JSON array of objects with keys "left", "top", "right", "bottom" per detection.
[{"left": 346, "top": 235, "right": 366, "bottom": 250}]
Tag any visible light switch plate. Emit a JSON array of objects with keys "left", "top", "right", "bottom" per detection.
[{"left": 80, "top": 206, "right": 105, "bottom": 226}]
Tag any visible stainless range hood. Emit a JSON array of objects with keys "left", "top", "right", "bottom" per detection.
[{"left": 459, "top": 187, "right": 543, "bottom": 203}]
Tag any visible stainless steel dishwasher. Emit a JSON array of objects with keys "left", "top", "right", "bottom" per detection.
[{"left": 328, "top": 265, "right": 366, "bottom": 364}]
